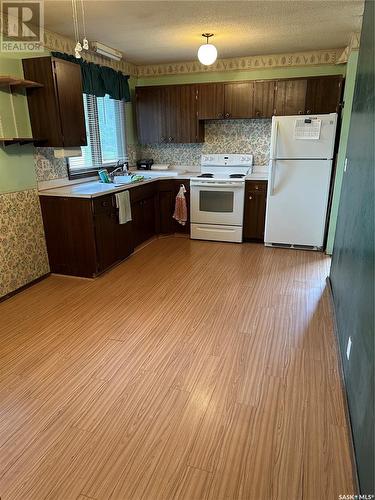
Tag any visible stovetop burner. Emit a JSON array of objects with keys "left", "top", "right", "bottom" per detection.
[
  {"left": 198, "top": 173, "right": 214, "bottom": 178},
  {"left": 230, "top": 173, "right": 246, "bottom": 178}
]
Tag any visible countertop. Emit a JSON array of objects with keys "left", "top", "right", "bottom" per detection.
[
  {"left": 245, "top": 172, "right": 269, "bottom": 181},
  {"left": 38, "top": 167, "right": 269, "bottom": 199},
  {"left": 38, "top": 172, "right": 197, "bottom": 199}
]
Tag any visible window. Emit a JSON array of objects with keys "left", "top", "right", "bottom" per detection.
[{"left": 68, "top": 94, "right": 126, "bottom": 178}]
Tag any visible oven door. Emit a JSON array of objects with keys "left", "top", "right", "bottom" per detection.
[{"left": 190, "top": 181, "right": 245, "bottom": 226}]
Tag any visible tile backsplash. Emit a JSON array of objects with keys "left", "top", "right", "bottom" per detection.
[
  {"left": 138, "top": 119, "right": 272, "bottom": 167},
  {"left": 35, "top": 147, "right": 68, "bottom": 182},
  {"left": 34, "top": 118, "right": 272, "bottom": 182}
]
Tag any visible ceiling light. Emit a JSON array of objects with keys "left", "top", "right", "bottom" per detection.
[
  {"left": 91, "top": 42, "right": 123, "bottom": 61},
  {"left": 197, "top": 33, "right": 217, "bottom": 66}
]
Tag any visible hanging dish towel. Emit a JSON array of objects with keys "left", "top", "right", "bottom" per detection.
[
  {"left": 115, "top": 190, "right": 132, "bottom": 224},
  {"left": 173, "top": 184, "right": 187, "bottom": 226}
]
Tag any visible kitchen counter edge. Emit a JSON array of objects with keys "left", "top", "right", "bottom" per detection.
[{"left": 38, "top": 175, "right": 195, "bottom": 199}]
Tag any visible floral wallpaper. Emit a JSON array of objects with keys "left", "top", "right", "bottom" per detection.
[
  {"left": 35, "top": 147, "right": 68, "bottom": 182},
  {"left": 0, "top": 189, "right": 50, "bottom": 298},
  {"left": 138, "top": 119, "right": 272, "bottom": 167}
]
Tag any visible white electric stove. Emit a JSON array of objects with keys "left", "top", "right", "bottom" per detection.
[{"left": 190, "top": 154, "right": 253, "bottom": 243}]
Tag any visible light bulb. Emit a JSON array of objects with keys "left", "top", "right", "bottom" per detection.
[{"left": 197, "top": 43, "right": 217, "bottom": 66}]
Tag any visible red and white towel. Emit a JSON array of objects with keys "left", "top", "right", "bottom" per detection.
[{"left": 173, "top": 184, "right": 187, "bottom": 226}]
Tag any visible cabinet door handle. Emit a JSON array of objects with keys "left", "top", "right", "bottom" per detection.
[
  {"left": 306, "top": 109, "right": 311, "bottom": 114},
  {"left": 168, "top": 136, "right": 173, "bottom": 142},
  {"left": 255, "top": 111, "right": 260, "bottom": 117},
  {"left": 218, "top": 112, "right": 224, "bottom": 119},
  {"left": 249, "top": 195, "right": 253, "bottom": 200},
  {"left": 255, "top": 185, "right": 259, "bottom": 190},
  {"left": 298, "top": 110, "right": 303, "bottom": 115},
  {"left": 160, "top": 136, "right": 165, "bottom": 142},
  {"left": 225, "top": 112, "right": 230, "bottom": 118}
]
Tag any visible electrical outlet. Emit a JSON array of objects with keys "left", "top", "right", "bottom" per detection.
[
  {"left": 346, "top": 336, "right": 352, "bottom": 360},
  {"left": 344, "top": 158, "right": 348, "bottom": 173}
]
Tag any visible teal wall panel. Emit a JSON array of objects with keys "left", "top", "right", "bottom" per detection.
[{"left": 330, "top": 1, "right": 374, "bottom": 494}]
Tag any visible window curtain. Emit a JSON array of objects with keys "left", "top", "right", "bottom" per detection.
[{"left": 51, "top": 51, "right": 131, "bottom": 102}]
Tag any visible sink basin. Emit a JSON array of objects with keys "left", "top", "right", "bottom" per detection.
[
  {"left": 113, "top": 175, "right": 151, "bottom": 185},
  {"left": 131, "top": 170, "right": 182, "bottom": 177}
]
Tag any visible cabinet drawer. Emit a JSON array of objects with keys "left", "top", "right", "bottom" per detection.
[
  {"left": 246, "top": 181, "right": 268, "bottom": 193},
  {"left": 129, "top": 183, "right": 156, "bottom": 203},
  {"left": 93, "top": 195, "right": 114, "bottom": 214}
]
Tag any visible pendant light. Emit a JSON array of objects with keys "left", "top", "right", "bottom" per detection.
[
  {"left": 197, "top": 33, "right": 217, "bottom": 66},
  {"left": 71, "top": 0, "right": 89, "bottom": 58}
]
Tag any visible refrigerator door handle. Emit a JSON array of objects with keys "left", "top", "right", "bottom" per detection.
[
  {"left": 269, "top": 159, "right": 277, "bottom": 196},
  {"left": 271, "top": 120, "right": 279, "bottom": 159}
]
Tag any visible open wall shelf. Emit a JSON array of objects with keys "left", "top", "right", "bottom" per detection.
[
  {"left": 0, "top": 137, "right": 45, "bottom": 146},
  {"left": 0, "top": 75, "right": 44, "bottom": 145},
  {"left": 0, "top": 76, "right": 43, "bottom": 89}
]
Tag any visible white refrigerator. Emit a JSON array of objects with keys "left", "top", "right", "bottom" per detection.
[{"left": 264, "top": 113, "right": 338, "bottom": 250}]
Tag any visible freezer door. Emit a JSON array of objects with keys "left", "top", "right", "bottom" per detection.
[
  {"left": 265, "top": 159, "right": 332, "bottom": 248},
  {"left": 270, "top": 113, "right": 338, "bottom": 160}
]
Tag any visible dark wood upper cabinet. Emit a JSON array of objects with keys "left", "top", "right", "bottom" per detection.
[
  {"left": 253, "top": 81, "right": 276, "bottom": 118},
  {"left": 274, "top": 79, "right": 308, "bottom": 116},
  {"left": 22, "top": 56, "right": 86, "bottom": 147},
  {"left": 162, "top": 85, "right": 202, "bottom": 143},
  {"left": 135, "top": 86, "right": 162, "bottom": 144},
  {"left": 224, "top": 82, "right": 254, "bottom": 119},
  {"left": 197, "top": 83, "right": 225, "bottom": 119},
  {"left": 136, "top": 76, "right": 344, "bottom": 144},
  {"left": 305, "top": 76, "right": 343, "bottom": 114},
  {"left": 136, "top": 85, "right": 202, "bottom": 144}
]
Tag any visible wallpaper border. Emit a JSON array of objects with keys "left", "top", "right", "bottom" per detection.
[{"left": 136, "top": 48, "right": 345, "bottom": 78}]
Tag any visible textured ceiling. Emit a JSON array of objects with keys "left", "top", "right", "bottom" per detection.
[{"left": 43, "top": 0, "right": 364, "bottom": 64}]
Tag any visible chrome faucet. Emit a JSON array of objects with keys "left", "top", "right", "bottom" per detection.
[{"left": 109, "top": 160, "right": 129, "bottom": 182}]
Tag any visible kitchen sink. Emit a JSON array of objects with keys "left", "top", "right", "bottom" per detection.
[{"left": 113, "top": 175, "right": 152, "bottom": 185}]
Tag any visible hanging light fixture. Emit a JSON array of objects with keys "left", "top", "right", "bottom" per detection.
[
  {"left": 80, "top": 0, "right": 89, "bottom": 50},
  {"left": 71, "top": 0, "right": 89, "bottom": 58},
  {"left": 197, "top": 33, "right": 217, "bottom": 66}
]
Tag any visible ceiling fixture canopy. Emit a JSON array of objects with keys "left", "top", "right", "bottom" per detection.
[{"left": 197, "top": 33, "right": 217, "bottom": 66}]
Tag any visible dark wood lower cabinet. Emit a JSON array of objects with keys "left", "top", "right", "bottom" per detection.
[
  {"left": 157, "top": 180, "right": 190, "bottom": 235},
  {"left": 40, "top": 194, "right": 134, "bottom": 278},
  {"left": 93, "top": 196, "right": 134, "bottom": 273},
  {"left": 40, "top": 179, "right": 191, "bottom": 278},
  {"left": 129, "top": 183, "right": 158, "bottom": 247},
  {"left": 243, "top": 180, "right": 268, "bottom": 242}
]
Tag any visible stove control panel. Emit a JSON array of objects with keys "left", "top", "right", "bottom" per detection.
[{"left": 201, "top": 153, "right": 253, "bottom": 167}]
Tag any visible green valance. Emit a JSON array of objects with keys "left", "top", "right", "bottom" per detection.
[{"left": 51, "top": 51, "right": 131, "bottom": 102}]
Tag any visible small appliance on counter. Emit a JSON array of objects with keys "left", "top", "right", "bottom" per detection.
[{"left": 136, "top": 159, "right": 154, "bottom": 170}]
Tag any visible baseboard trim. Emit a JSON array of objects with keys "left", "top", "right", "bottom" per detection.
[
  {"left": 0, "top": 273, "right": 50, "bottom": 303},
  {"left": 326, "top": 276, "right": 360, "bottom": 494}
]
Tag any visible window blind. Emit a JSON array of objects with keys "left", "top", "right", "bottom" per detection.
[{"left": 68, "top": 94, "right": 126, "bottom": 177}]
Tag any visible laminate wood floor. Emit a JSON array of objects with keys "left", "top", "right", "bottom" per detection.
[{"left": 0, "top": 238, "right": 355, "bottom": 500}]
